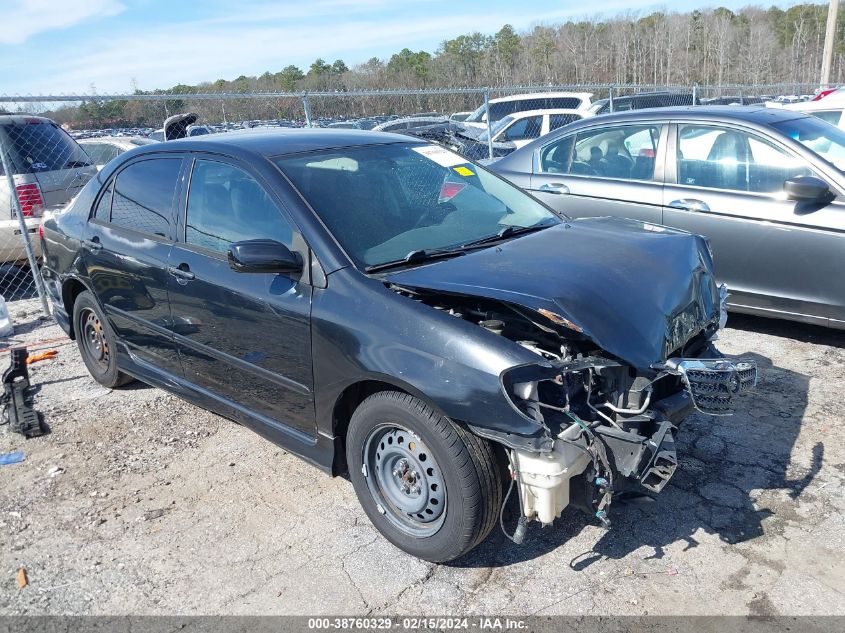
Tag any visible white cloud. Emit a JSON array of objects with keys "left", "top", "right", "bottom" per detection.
[{"left": 1, "top": 0, "right": 125, "bottom": 45}]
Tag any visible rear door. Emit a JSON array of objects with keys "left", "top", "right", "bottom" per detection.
[
  {"left": 85, "top": 155, "right": 184, "bottom": 374},
  {"left": 3, "top": 118, "right": 96, "bottom": 209},
  {"left": 528, "top": 122, "right": 666, "bottom": 224},
  {"left": 167, "top": 156, "right": 315, "bottom": 438},
  {"left": 662, "top": 121, "right": 845, "bottom": 324}
]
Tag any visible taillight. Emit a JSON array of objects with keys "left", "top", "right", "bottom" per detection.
[
  {"left": 439, "top": 181, "right": 466, "bottom": 202},
  {"left": 38, "top": 222, "right": 45, "bottom": 240},
  {"left": 639, "top": 148, "right": 656, "bottom": 158},
  {"left": 14, "top": 183, "right": 44, "bottom": 217},
  {"left": 812, "top": 88, "right": 838, "bottom": 101}
]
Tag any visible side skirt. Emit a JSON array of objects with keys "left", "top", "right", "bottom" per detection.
[{"left": 115, "top": 346, "right": 340, "bottom": 476}]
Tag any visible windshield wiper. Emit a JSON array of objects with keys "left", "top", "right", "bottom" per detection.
[
  {"left": 364, "top": 248, "right": 466, "bottom": 273},
  {"left": 460, "top": 222, "right": 554, "bottom": 249}
]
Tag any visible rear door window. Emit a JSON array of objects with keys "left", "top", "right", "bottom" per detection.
[
  {"left": 547, "top": 97, "right": 584, "bottom": 109},
  {"left": 110, "top": 159, "right": 181, "bottom": 238},
  {"left": 540, "top": 124, "right": 661, "bottom": 181},
  {"left": 2, "top": 120, "right": 92, "bottom": 174},
  {"left": 500, "top": 116, "right": 543, "bottom": 141}
]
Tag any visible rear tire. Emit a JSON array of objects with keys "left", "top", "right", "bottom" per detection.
[
  {"left": 72, "top": 290, "right": 133, "bottom": 389},
  {"left": 346, "top": 390, "right": 502, "bottom": 562}
]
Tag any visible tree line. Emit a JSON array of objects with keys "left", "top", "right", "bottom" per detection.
[{"left": 43, "top": 3, "right": 845, "bottom": 129}]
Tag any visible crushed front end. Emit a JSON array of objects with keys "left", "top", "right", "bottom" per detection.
[
  {"left": 384, "top": 217, "right": 759, "bottom": 544},
  {"left": 500, "top": 339, "right": 757, "bottom": 535}
]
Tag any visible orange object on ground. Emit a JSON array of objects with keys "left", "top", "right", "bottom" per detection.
[{"left": 26, "top": 350, "right": 58, "bottom": 364}]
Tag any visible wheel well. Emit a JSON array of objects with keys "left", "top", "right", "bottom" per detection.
[
  {"left": 61, "top": 278, "right": 87, "bottom": 339},
  {"left": 333, "top": 380, "right": 406, "bottom": 440},
  {"left": 331, "top": 380, "right": 411, "bottom": 475}
]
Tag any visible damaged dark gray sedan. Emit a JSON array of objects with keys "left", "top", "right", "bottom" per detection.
[{"left": 40, "top": 130, "right": 756, "bottom": 562}]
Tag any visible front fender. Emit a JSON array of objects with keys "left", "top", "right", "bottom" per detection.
[{"left": 311, "top": 269, "right": 551, "bottom": 450}]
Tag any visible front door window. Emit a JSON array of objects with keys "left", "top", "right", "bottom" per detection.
[{"left": 676, "top": 125, "right": 813, "bottom": 194}]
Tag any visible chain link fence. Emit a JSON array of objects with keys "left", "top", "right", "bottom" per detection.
[
  {"left": 0, "top": 112, "right": 67, "bottom": 320},
  {"left": 0, "top": 81, "right": 839, "bottom": 317}
]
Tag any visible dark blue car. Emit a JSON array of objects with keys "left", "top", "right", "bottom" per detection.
[{"left": 40, "top": 129, "right": 755, "bottom": 562}]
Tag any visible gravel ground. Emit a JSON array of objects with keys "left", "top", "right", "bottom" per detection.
[{"left": 0, "top": 298, "right": 843, "bottom": 616}]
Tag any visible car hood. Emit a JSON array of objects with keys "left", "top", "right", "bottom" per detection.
[{"left": 383, "top": 217, "right": 720, "bottom": 369}]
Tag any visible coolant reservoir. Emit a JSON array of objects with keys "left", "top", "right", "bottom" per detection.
[{"left": 514, "top": 424, "right": 591, "bottom": 524}]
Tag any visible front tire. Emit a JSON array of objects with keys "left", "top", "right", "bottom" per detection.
[
  {"left": 72, "top": 290, "right": 133, "bottom": 389},
  {"left": 346, "top": 391, "right": 502, "bottom": 562}
]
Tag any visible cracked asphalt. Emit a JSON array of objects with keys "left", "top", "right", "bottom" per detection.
[{"left": 0, "top": 299, "right": 843, "bottom": 615}]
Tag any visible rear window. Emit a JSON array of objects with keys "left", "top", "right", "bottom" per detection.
[
  {"left": 1, "top": 120, "right": 92, "bottom": 174},
  {"left": 83, "top": 143, "right": 121, "bottom": 165},
  {"left": 466, "top": 97, "right": 586, "bottom": 123}
]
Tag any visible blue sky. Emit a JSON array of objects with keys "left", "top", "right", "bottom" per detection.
[{"left": 4, "top": 0, "right": 801, "bottom": 96}]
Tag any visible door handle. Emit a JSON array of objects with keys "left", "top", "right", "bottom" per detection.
[
  {"left": 668, "top": 198, "right": 710, "bottom": 212},
  {"left": 84, "top": 236, "right": 103, "bottom": 251},
  {"left": 537, "top": 182, "right": 570, "bottom": 195},
  {"left": 167, "top": 264, "right": 195, "bottom": 281}
]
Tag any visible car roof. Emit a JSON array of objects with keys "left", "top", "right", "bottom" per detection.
[
  {"left": 582, "top": 105, "right": 806, "bottom": 126},
  {"left": 490, "top": 92, "right": 593, "bottom": 104},
  {"left": 502, "top": 108, "right": 589, "bottom": 119},
  {"left": 0, "top": 113, "right": 54, "bottom": 125},
  {"left": 122, "top": 128, "right": 417, "bottom": 160}
]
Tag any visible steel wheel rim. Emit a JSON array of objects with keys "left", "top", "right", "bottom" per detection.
[
  {"left": 80, "top": 308, "right": 110, "bottom": 372},
  {"left": 363, "top": 424, "right": 447, "bottom": 537}
]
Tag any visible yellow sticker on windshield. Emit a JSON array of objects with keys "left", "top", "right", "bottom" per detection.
[{"left": 453, "top": 166, "right": 475, "bottom": 177}]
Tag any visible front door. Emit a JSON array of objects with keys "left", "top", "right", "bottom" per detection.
[
  {"left": 85, "top": 156, "right": 183, "bottom": 374},
  {"left": 662, "top": 122, "right": 845, "bottom": 324},
  {"left": 528, "top": 123, "right": 666, "bottom": 224},
  {"left": 167, "top": 157, "right": 315, "bottom": 437}
]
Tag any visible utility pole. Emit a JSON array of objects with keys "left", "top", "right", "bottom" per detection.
[{"left": 821, "top": 0, "right": 840, "bottom": 87}]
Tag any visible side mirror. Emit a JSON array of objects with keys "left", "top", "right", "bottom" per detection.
[
  {"left": 227, "top": 239, "right": 302, "bottom": 274},
  {"left": 784, "top": 175, "right": 830, "bottom": 202}
]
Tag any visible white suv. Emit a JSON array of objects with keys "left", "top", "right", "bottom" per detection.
[{"left": 462, "top": 92, "right": 593, "bottom": 129}]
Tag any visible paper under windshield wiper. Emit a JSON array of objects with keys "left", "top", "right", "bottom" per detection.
[{"left": 364, "top": 248, "right": 466, "bottom": 273}]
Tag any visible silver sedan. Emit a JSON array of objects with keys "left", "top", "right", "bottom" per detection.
[{"left": 490, "top": 106, "right": 845, "bottom": 330}]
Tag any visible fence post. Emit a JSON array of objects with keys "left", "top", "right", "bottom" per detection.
[
  {"left": 302, "top": 93, "right": 313, "bottom": 128},
  {"left": 692, "top": 83, "right": 698, "bottom": 105},
  {"left": 484, "top": 88, "right": 494, "bottom": 161},
  {"left": 0, "top": 140, "right": 51, "bottom": 317},
  {"left": 608, "top": 85, "right": 614, "bottom": 113}
]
